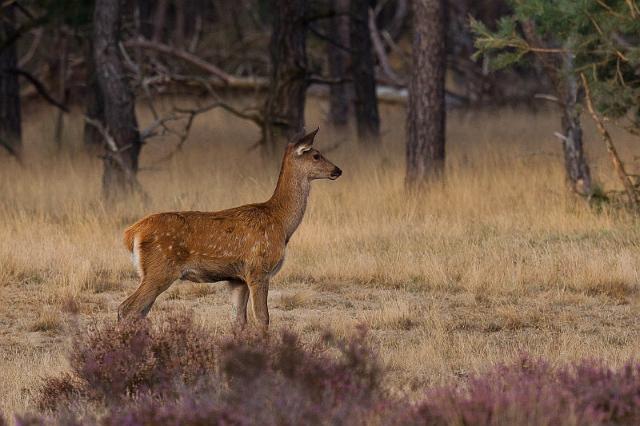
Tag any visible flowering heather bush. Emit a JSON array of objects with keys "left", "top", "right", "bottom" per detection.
[
  {"left": 409, "top": 356, "right": 640, "bottom": 426},
  {"left": 32, "top": 314, "right": 640, "bottom": 425},
  {"left": 37, "top": 313, "right": 385, "bottom": 424},
  {"left": 39, "top": 313, "right": 219, "bottom": 408}
]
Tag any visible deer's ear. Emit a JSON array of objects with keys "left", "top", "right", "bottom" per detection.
[
  {"left": 295, "top": 144, "right": 312, "bottom": 156},
  {"left": 291, "top": 127, "right": 319, "bottom": 155}
]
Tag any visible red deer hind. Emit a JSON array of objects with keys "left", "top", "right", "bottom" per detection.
[{"left": 118, "top": 128, "right": 341, "bottom": 331}]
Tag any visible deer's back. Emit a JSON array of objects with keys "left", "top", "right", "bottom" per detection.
[{"left": 124, "top": 205, "right": 286, "bottom": 280}]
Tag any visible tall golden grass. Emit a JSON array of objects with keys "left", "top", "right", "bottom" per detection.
[{"left": 1, "top": 99, "right": 639, "bottom": 418}]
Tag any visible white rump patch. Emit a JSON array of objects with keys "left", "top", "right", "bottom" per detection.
[{"left": 131, "top": 235, "right": 143, "bottom": 277}]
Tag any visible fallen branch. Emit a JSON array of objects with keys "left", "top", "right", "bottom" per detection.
[
  {"left": 534, "top": 93, "right": 560, "bottom": 103},
  {"left": 581, "top": 72, "right": 639, "bottom": 208},
  {"left": 123, "top": 38, "right": 267, "bottom": 89}
]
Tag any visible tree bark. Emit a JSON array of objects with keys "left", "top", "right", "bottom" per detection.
[
  {"left": 262, "top": 0, "right": 309, "bottom": 152},
  {"left": 0, "top": 4, "right": 22, "bottom": 160},
  {"left": 93, "top": 0, "right": 142, "bottom": 199},
  {"left": 521, "top": 22, "right": 592, "bottom": 195},
  {"left": 137, "top": 0, "right": 154, "bottom": 39},
  {"left": 152, "top": 0, "right": 169, "bottom": 43},
  {"left": 326, "top": 0, "right": 350, "bottom": 127},
  {"left": 406, "top": 0, "right": 447, "bottom": 186},
  {"left": 83, "top": 40, "right": 105, "bottom": 151},
  {"left": 174, "top": 1, "right": 185, "bottom": 47},
  {"left": 53, "top": 31, "right": 69, "bottom": 149},
  {"left": 559, "top": 53, "right": 591, "bottom": 195},
  {"left": 350, "top": 0, "right": 380, "bottom": 142}
]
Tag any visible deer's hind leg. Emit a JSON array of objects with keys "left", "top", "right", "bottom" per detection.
[
  {"left": 118, "top": 243, "right": 180, "bottom": 321},
  {"left": 118, "top": 275, "right": 177, "bottom": 320}
]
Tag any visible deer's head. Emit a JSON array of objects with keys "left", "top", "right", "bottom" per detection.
[{"left": 285, "top": 128, "right": 342, "bottom": 181}]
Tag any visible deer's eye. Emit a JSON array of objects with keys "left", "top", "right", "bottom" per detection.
[{"left": 313, "top": 154, "right": 321, "bottom": 161}]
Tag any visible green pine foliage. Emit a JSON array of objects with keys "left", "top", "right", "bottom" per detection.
[{"left": 471, "top": 0, "right": 640, "bottom": 123}]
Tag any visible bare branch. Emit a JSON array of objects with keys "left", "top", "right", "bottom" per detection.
[
  {"left": 581, "top": 72, "right": 639, "bottom": 208},
  {"left": 188, "top": 16, "right": 203, "bottom": 52},
  {"left": 0, "top": 135, "right": 23, "bottom": 164},
  {"left": 369, "top": 8, "right": 405, "bottom": 86},
  {"left": 534, "top": 93, "right": 560, "bottom": 103},
  {"left": 83, "top": 116, "right": 149, "bottom": 201},
  {"left": 123, "top": 38, "right": 267, "bottom": 89},
  {"left": 118, "top": 41, "right": 141, "bottom": 76},
  {"left": 308, "top": 75, "right": 352, "bottom": 85},
  {"left": 8, "top": 67, "right": 69, "bottom": 112},
  {"left": 17, "top": 27, "right": 42, "bottom": 67},
  {"left": 308, "top": 25, "right": 352, "bottom": 53}
]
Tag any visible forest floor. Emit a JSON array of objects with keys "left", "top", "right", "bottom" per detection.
[{"left": 1, "top": 100, "right": 639, "bottom": 418}]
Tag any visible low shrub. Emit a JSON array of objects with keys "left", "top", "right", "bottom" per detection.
[
  {"left": 409, "top": 356, "right": 640, "bottom": 426},
  {"left": 30, "top": 313, "right": 640, "bottom": 425},
  {"left": 37, "top": 313, "right": 384, "bottom": 424}
]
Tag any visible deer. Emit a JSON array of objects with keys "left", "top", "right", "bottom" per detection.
[{"left": 118, "top": 128, "right": 341, "bottom": 331}]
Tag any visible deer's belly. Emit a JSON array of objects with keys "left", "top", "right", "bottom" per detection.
[
  {"left": 180, "top": 261, "right": 242, "bottom": 283},
  {"left": 269, "top": 256, "right": 285, "bottom": 278},
  {"left": 180, "top": 270, "right": 234, "bottom": 283}
]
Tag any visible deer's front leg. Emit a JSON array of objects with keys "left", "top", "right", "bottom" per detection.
[
  {"left": 229, "top": 280, "right": 249, "bottom": 332},
  {"left": 248, "top": 278, "right": 269, "bottom": 332}
]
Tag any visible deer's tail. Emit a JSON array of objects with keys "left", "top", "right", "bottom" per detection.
[{"left": 123, "top": 225, "right": 137, "bottom": 253}]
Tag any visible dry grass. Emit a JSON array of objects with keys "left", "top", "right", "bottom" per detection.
[
  {"left": 1, "top": 98, "right": 640, "bottom": 420},
  {"left": 29, "top": 309, "right": 63, "bottom": 333}
]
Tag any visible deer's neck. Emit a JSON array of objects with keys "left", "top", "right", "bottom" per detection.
[{"left": 267, "top": 161, "right": 310, "bottom": 242}]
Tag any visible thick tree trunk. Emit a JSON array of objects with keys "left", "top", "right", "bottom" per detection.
[
  {"left": 0, "top": 4, "right": 22, "bottom": 160},
  {"left": 349, "top": 0, "right": 380, "bottom": 142},
  {"left": 53, "top": 32, "right": 69, "bottom": 149},
  {"left": 263, "top": 0, "right": 308, "bottom": 152},
  {"left": 137, "top": 0, "right": 155, "bottom": 39},
  {"left": 406, "top": 0, "right": 447, "bottom": 186},
  {"left": 152, "top": 0, "right": 169, "bottom": 43},
  {"left": 326, "top": 0, "right": 350, "bottom": 127},
  {"left": 83, "top": 41, "right": 105, "bottom": 151},
  {"left": 174, "top": 1, "right": 185, "bottom": 47},
  {"left": 93, "top": 0, "right": 142, "bottom": 199},
  {"left": 559, "top": 54, "right": 591, "bottom": 195}
]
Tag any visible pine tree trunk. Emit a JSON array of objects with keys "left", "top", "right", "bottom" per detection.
[
  {"left": 406, "top": 0, "right": 447, "bottom": 186},
  {"left": 83, "top": 41, "right": 105, "bottom": 151},
  {"left": 93, "top": 0, "right": 142, "bottom": 199},
  {"left": 521, "top": 23, "right": 592, "bottom": 196},
  {"left": 0, "top": 4, "right": 22, "bottom": 160},
  {"left": 263, "top": 0, "right": 309, "bottom": 152},
  {"left": 559, "top": 54, "right": 591, "bottom": 195},
  {"left": 53, "top": 32, "right": 69, "bottom": 149},
  {"left": 152, "top": 0, "right": 169, "bottom": 43},
  {"left": 326, "top": 0, "right": 350, "bottom": 127},
  {"left": 350, "top": 0, "right": 380, "bottom": 142},
  {"left": 137, "top": 0, "right": 154, "bottom": 39}
]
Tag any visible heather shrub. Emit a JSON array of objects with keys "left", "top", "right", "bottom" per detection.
[
  {"left": 210, "top": 327, "right": 384, "bottom": 425},
  {"left": 38, "top": 374, "right": 83, "bottom": 411},
  {"left": 32, "top": 314, "right": 640, "bottom": 425},
  {"left": 102, "top": 397, "right": 246, "bottom": 425},
  {"left": 37, "top": 313, "right": 385, "bottom": 425},
  {"left": 408, "top": 356, "right": 640, "bottom": 426},
  {"left": 39, "top": 312, "right": 219, "bottom": 408}
]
